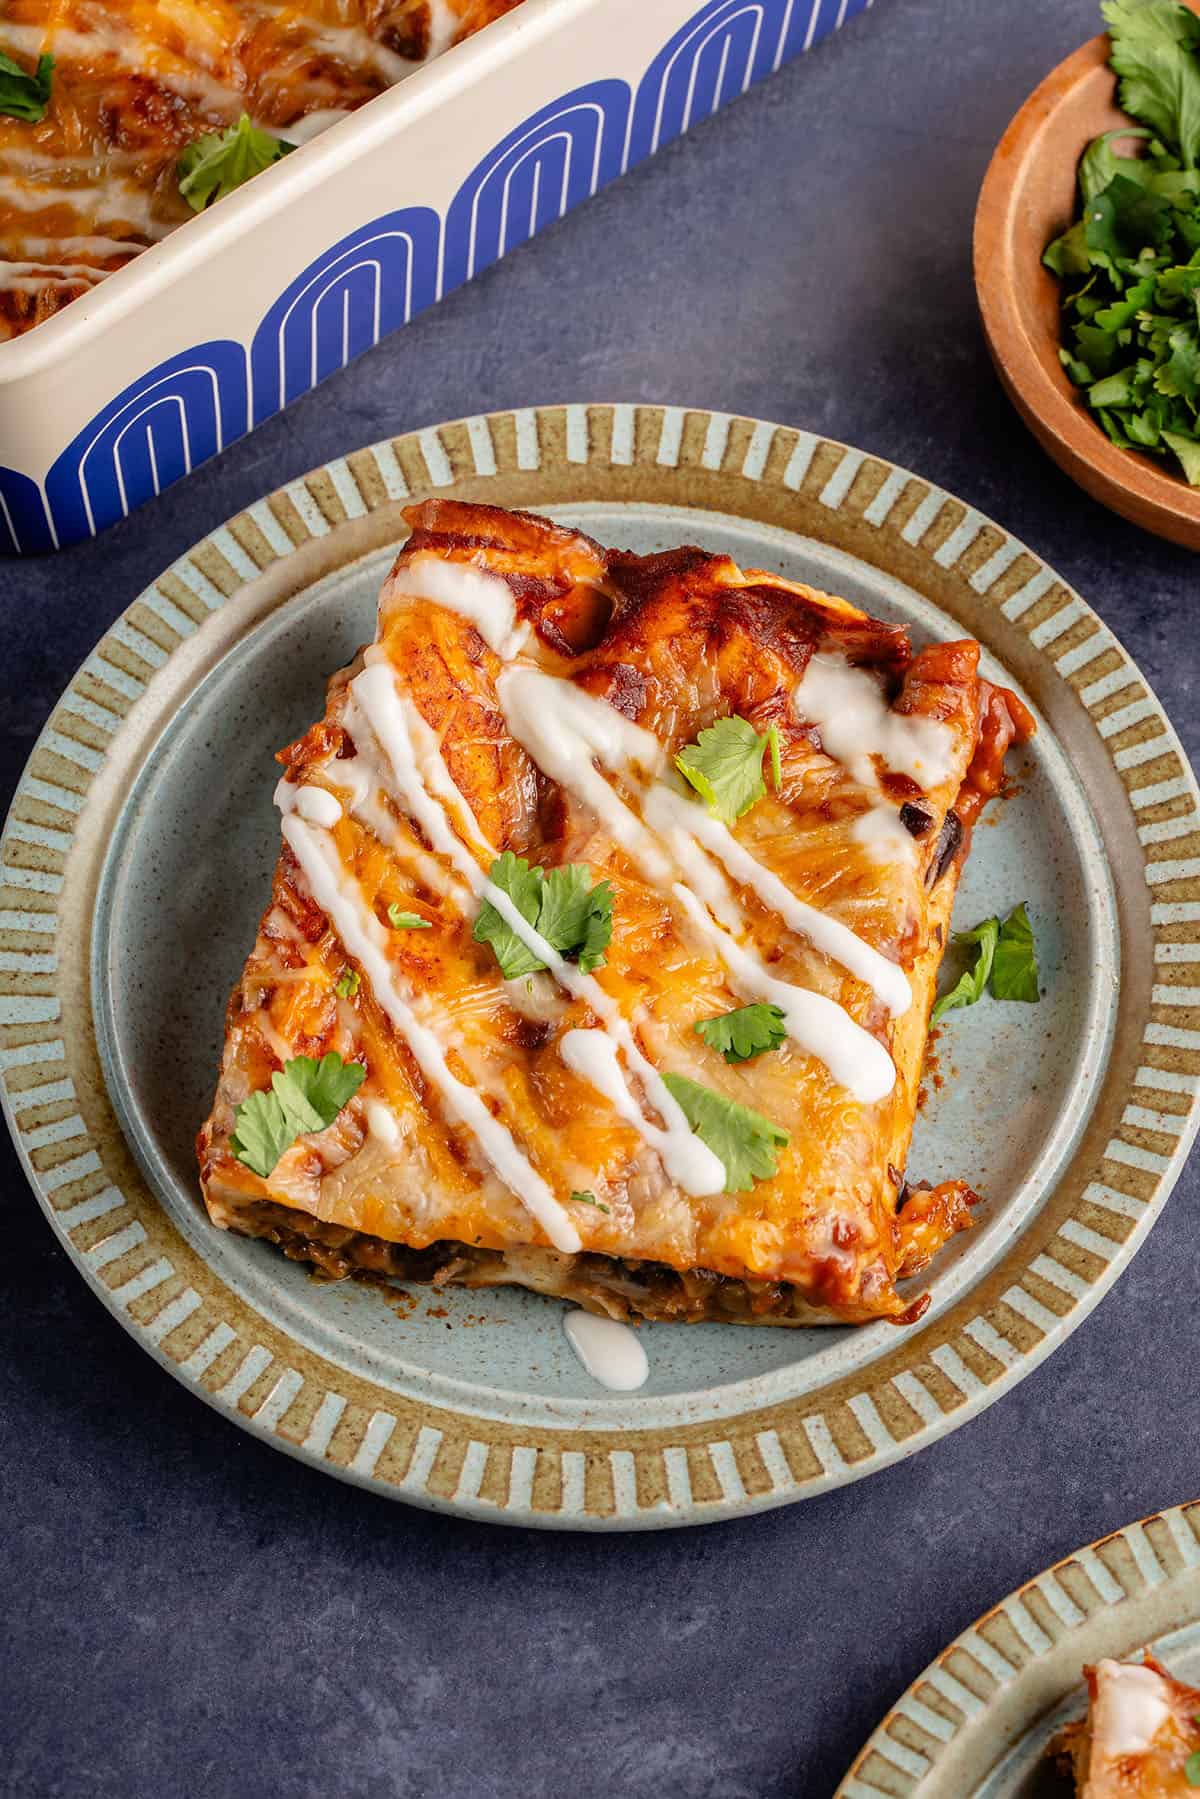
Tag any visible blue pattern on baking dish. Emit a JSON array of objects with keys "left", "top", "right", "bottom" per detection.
[
  {"left": 0, "top": 0, "right": 874, "bottom": 553},
  {"left": 251, "top": 208, "right": 441, "bottom": 425}
]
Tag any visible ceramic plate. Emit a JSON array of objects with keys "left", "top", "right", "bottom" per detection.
[
  {"left": 838, "top": 1499, "right": 1200, "bottom": 1796},
  {"left": 4, "top": 404, "right": 1198, "bottom": 1530}
]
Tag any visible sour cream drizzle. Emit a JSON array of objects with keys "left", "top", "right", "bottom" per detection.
[
  {"left": 641, "top": 783, "right": 911, "bottom": 1018},
  {"left": 337, "top": 704, "right": 474, "bottom": 908},
  {"left": 563, "top": 1311, "right": 649, "bottom": 1392},
  {"left": 494, "top": 665, "right": 673, "bottom": 879},
  {"left": 351, "top": 663, "right": 493, "bottom": 879},
  {"left": 0, "top": 263, "right": 108, "bottom": 292},
  {"left": 279, "top": 810, "right": 581, "bottom": 1255},
  {"left": 384, "top": 555, "right": 530, "bottom": 661},
  {"left": 671, "top": 887, "right": 895, "bottom": 1103},
  {"left": 265, "top": 108, "right": 354, "bottom": 145},
  {"left": 794, "top": 652, "right": 957, "bottom": 790},
  {"left": 9, "top": 232, "right": 147, "bottom": 261},
  {"left": 558, "top": 1028, "right": 725, "bottom": 1190},
  {"left": 426, "top": 0, "right": 465, "bottom": 58},
  {"left": 275, "top": 779, "right": 342, "bottom": 828},
  {"left": 793, "top": 652, "right": 959, "bottom": 869}
]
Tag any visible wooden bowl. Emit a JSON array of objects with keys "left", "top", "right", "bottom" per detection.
[{"left": 974, "top": 14, "right": 1200, "bottom": 549}]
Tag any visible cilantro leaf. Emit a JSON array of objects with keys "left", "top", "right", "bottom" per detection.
[
  {"left": 228, "top": 1090, "right": 296, "bottom": 1181},
  {"left": 569, "top": 1190, "right": 611, "bottom": 1214},
  {"left": 694, "top": 1002, "right": 787, "bottom": 1063},
  {"left": 990, "top": 902, "right": 1041, "bottom": 1003},
  {"left": 0, "top": 51, "right": 53, "bottom": 122},
  {"left": 335, "top": 968, "right": 360, "bottom": 999},
  {"left": 387, "top": 903, "right": 431, "bottom": 930},
  {"left": 1185, "top": 1746, "right": 1200, "bottom": 1785},
  {"left": 474, "top": 853, "right": 614, "bottom": 979},
  {"left": 931, "top": 904, "right": 1043, "bottom": 1023},
  {"left": 230, "top": 1051, "right": 365, "bottom": 1178},
  {"left": 177, "top": 114, "right": 292, "bottom": 212},
  {"left": 1102, "top": 0, "right": 1200, "bottom": 168},
  {"left": 1099, "top": 404, "right": 1136, "bottom": 446},
  {"left": 931, "top": 917, "right": 999, "bottom": 1025},
  {"left": 1155, "top": 322, "right": 1200, "bottom": 400},
  {"left": 1080, "top": 126, "right": 1155, "bottom": 200},
  {"left": 1126, "top": 406, "right": 1163, "bottom": 443},
  {"left": 473, "top": 852, "right": 545, "bottom": 979},
  {"left": 1074, "top": 320, "right": 1120, "bottom": 377},
  {"left": 573, "top": 879, "right": 615, "bottom": 975},
  {"left": 1154, "top": 256, "right": 1200, "bottom": 303},
  {"left": 1044, "top": 219, "right": 1093, "bottom": 277},
  {"left": 533, "top": 865, "right": 602, "bottom": 966},
  {"left": 660, "top": 1073, "right": 789, "bottom": 1193},
  {"left": 1163, "top": 425, "right": 1200, "bottom": 479},
  {"left": 675, "top": 716, "right": 779, "bottom": 825},
  {"left": 280, "top": 1052, "right": 365, "bottom": 1129},
  {"left": 1088, "top": 366, "right": 1141, "bottom": 408},
  {"left": 1092, "top": 273, "right": 1157, "bottom": 328}
]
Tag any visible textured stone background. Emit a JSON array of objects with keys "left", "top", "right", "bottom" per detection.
[{"left": 3, "top": 2, "right": 1198, "bottom": 1794}]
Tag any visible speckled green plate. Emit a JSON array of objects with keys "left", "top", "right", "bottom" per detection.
[
  {"left": 838, "top": 1499, "right": 1200, "bottom": 1796},
  {"left": 3, "top": 404, "right": 1198, "bottom": 1529}
]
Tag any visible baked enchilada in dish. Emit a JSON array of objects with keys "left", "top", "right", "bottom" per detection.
[
  {"left": 1055, "top": 1658, "right": 1200, "bottom": 1795},
  {"left": 0, "top": 0, "right": 523, "bottom": 340},
  {"left": 196, "top": 500, "right": 1034, "bottom": 1327}
]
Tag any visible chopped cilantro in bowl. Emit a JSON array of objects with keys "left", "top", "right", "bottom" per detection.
[{"left": 1044, "top": 1, "right": 1200, "bottom": 485}]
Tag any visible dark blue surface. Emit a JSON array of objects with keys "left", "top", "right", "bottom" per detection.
[{"left": 3, "top": 3, "right": 1199, "bottom": 1795}]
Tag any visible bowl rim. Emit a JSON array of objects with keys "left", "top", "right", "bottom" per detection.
[{"left": 973, "top": 17, "right": 1200, "bottom": 539}]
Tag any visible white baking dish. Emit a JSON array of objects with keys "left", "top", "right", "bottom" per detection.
[{"left": 0, "top": 0, "right": 876, "bottom": 553}]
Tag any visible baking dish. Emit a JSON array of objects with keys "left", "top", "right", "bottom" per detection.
[{"left": 0, "top": 0, "right": 876, "bottom": 553}]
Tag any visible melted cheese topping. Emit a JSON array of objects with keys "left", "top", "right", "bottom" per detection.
[
  {"left": 265, "top": 559, "right": 922, "bottom": 1234},
  {"left": 342, "top": 564, "right": 915, "bottom": 1163},
  {"left": 281, "top": 810, "right": 582, "bottom": 1254},
  {"left": 200, "top": 508, "right": 1011, "bottom": 1343}
]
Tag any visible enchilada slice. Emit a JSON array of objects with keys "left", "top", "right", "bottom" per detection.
[
  {"left": 196, "top": 499, "right": 1034, "bottom": 1326},
  {"left": 1055, "top": 1658, "right": 1200, "bottom": 1796}
]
